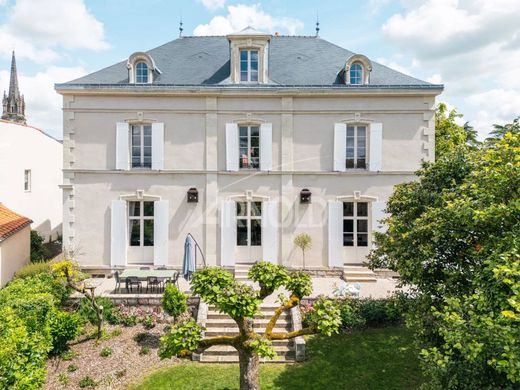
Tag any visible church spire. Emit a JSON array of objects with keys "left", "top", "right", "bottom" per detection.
[{"left": 2, "top": 51, "right": 26, "bottom": 124}]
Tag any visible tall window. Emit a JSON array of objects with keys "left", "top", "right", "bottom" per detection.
[
  {"left": 135, "top": 62, "right": 148, "bottom": 83},
  {"left": 240, "top": 49, "right": 259, "bottom": 82},
  {"left": 129, "top": 201, "right": 154, "bottom": 247},
  {"left": 131, "top": 124, "right": 152, "bottom": 168},
  {"left": 239, "top": 125, "right": 260, "bottom": 169},
  {"left": 24, "top": 169, "right": 31, "bottom": 192},
  {"left": 237, "top": 201, "right": 262, "bottom": 246},
  {"left": 350, "top": 63, "right": 363, "bottom": 85},
  {"left": 343, "top": 202, "right": 368, "bottom": 247},
  {"left": 346, "top": 125, "right": 366, "bottom": 169}
]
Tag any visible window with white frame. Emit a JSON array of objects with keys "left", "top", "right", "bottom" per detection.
[
  {"left": 24, "top": 169, "right": 31, "bottom": 192},
  {"left": 346, "top": 125, "right": 367, "bottom": 169},
  {"left": 135, "top": 62, "right": 148, "bottom": 83},
  {"left": 131, "top": 124, "right": 152, "bottom": 168},
  {"left": 128, "top": 201, "right": 154, "bottom": 247},
  {"left": 349, "top": 63, "right": 363, "bottom": 85},
  {"left": 343, "top": 201, "right": 369, "bottom": 247},
  {"left": 240, "top": 49, "right": 259, "bottom": 82},
  {"left": 239, "top": 125, "right": 260, "bottom": 169},
  {"left": 236, "top": 201, "right": 262, "bottom": 246}
]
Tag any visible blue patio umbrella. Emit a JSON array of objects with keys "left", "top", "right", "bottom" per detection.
[{"left": 182, "top": 234, "right": 196, "bottom": 281}]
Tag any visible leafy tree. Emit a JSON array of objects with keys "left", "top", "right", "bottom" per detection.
[
  {"left": 159, "top": 262, "right": 341, "bottom": 390},
  {"left": 30, "top": 230, "right": 45, "bottom": 262},
  {"left": 369, "top": 132, "right": 520, "bottom": 389},
  {"left": 293, "top": 233, "right": 312, "bottom": 269},
  {"left": 487, "top": 116, "right": 520, "bottom": 143},
  {"left": 435, "top": 102, "right": 479, "bottom": 158}
]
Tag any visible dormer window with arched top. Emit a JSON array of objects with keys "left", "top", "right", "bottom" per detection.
[
  {"left": 349, "top": 63, "right": 363, "bottom": 85},
  {"left": 135, "top": 62, "right": 149, "bottom": 83},
  {"left": 344, "top": 54, "right": 372, "bottom": 85},
  {"left": 127, "top": 52, "right": 161, "bottom": 84}
]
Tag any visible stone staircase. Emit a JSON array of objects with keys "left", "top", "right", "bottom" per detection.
[
  {"left": 343, "top": 265, "right": 377, "bottom": 282},
  {"left": 197, "top": 263, "right": 297, "bottom": 363},
  {"left": 200, "top": 304, "right": 296, "bottom": 363}
]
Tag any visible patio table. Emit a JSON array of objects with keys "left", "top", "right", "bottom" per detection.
[{"left": 120, "top": 269, "right": 178, "bottom": 281}]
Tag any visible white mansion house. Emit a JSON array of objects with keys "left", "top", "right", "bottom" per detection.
[{"left": 55, "top": 27, "right": 442, "bottom": 273}]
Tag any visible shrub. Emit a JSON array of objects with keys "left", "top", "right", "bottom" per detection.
[
  {"left": 78, "top": 376, "right": 97, "bottom": 388},
  {"left": 78, "top": 297, "right": 117, "bottom": 325},
  {"left": 30, "top": 230, "right": 45, "bottom": 261},
  {"left": 14, "top": 260, "right": 52, "bottom": 279},
  {"left": 100, "top": 347, "right": 112, "bottom": 357},
  {"left": 133, "top": 332, "right": 148, "bottom": 343},
  {"left": 0, "top": 271, "right": 70, "bottom": 306},
  {"left": 162, "top": 284, "right": 188, "bottom": 320},
  {"left": 49, "top": 310, "right": 83, "bottom": 353},
  {"left": 142, "top": 315, "right": 156, "bottom": 329},
  {"left": 139, "top": 346, "right": 151, "bottom": 355},
  {"left": 60, "top": 349, "right": 77, "bottom": 361},
  {"left": 67, "top": 364, "right": 78, "bottom": 372},
  {"left": 58, "top": 373, "right": 69, "bottom": 386}
]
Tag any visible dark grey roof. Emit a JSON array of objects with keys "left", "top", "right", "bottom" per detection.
[{"left": 59, "top": 36, "right": 441, "bottom": 89}]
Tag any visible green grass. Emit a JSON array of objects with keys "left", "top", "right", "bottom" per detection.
[{"left": 128, "top": 327, "right": 423, "bottom": 390}]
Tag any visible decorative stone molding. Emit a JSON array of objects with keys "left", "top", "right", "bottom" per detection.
[
  {"left": 344, "top": 54, "right": 372, "bottom": 85},
  {"left": 127, "top": 52, "right": 161, "bottom": 84},
  {"left": 227, "top": 28, "right": 271, "bottom": 84}
]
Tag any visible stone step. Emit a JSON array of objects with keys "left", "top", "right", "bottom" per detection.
[
  {"left": 200, "top": 353, "right": 294, "bottom": 363},
  {"left": 343, "top": 276, "right": 377, "bottom": 283},
  {"left": 205, "top": 318, "right": 291, "bottom": 327},
  {"left": 207, "top": 313, "right": 290, "bottom": 321},
  {"left": 204, "top": 345, "right": 293, "bottom": 356},
  {"left": 205, "top": 328, "right": 290, "bottom": 337}
]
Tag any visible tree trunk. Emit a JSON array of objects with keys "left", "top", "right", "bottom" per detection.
[{"left": 238, "top": 348, "right": 260, "bottom": 390}]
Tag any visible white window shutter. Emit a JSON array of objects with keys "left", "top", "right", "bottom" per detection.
[
  {"left": 333, "top": 123, "right": 346, "bottom": 172},
  {"left": 328, "top": 201, "right": 343, "bottom": 268},
  {"left": 220, "top": 200, "right": 236, "bottom": 266},
  {"left": 226, "top": 123, "right": 239, "bottom": 171},
  {"left": 116, "top": 122, "right": 129, "bottom": 170},
  {"left": 154, "top": 200, "right": 169, "bottom": 266},
  {"left": 371, "top": 201, "right": 387, "bottom": 234},
  {"left": 110, "top": 200, "right": 127, "bottom": 267},
  {"left": 369, "top": 122, "right": 383, "bottom": 171},
  {"left": 152, "top": 122, "right": 164, "bottom": 170},
  {"left": 262, "top": 201, "right": 278, "bottom": 263},
  {"left": 260, "top": 123, "right": 273, "bottom": 171}
]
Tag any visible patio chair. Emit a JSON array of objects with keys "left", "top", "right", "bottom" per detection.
[
  {"left": 165, "top": 272, "right": 180, "bottom": 289},
  {"left": 125, "top": 276, "right": 142, "bottom": 293},
  {"left": 114, "top": 271, "right": 121, "bottom": 293},
  {"left": 146, "top": 276, "right": 161, "bottom": 293}
]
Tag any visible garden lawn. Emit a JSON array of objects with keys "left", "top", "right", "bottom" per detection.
[{"left": 128, "top": 326, "right": 423, "bottom": 390}]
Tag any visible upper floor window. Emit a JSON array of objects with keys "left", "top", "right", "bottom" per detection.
[
  {"left": 346, "top": 125, "right": 367, "bottom": 169},
  {"left": 135, "top": 62, "right": 148, "bottom": 83},
  {"left": 343, "top": 201, "right": 368, "bottom": 247},
  {"left": 24, "top": 169, "right": 31, "bottom": 192},
  {"left": 239, "top": 125, "right": 260, "bottom": 169},
  {"left": 131, "top": 124, "right": 152, "bottom": 168},
  {"left": 237, "top": 201, "right": 262, "bottom": 246},
  {"left": 129, "top": 201, "right": 154, "bottom": 247},
  {"left": 350, "top": 63, "right": 363, "bottom": 85},
  {"left": 240, "top": 49, "right": 259, "bottom": 82}
]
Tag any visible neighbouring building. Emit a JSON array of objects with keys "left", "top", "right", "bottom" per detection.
[
  {"left": 0, "top": 203, "right": 31, "bottom": 286},
  {"left": 0, "top": 51, "right": 63, "bottom": 240},
  {"left": 55, "top": 27, "right": 442, "bottom": 273}
]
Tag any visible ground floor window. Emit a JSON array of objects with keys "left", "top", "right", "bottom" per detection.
[
  {"left": 343, "top": 201, "right": 368, "bottom": 247},
  {"left": 237, "top": 201, "right": 262, "bottom": 246},
  {"left": 128, "top": 201, "right": 154, "bottom": 246}
]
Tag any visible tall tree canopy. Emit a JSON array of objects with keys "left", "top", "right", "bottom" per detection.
[
  {"left": 369, "top": 129, "right": 520, "bottom": 389},
  {"left": 435, "top": 102, "right": 480, "bottom": 157}
]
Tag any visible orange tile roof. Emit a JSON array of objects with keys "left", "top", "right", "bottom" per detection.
[{"left": 0, "top": 203, "right": 32, "bottom": 242}]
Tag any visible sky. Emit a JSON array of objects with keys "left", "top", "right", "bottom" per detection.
[{"left": 0, "top": 0, "right": 518, "bottom": 140}]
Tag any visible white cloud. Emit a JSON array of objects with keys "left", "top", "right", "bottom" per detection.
[
  {"left": 193, "top": 3, "right": 304, "bottom": 36},
  {"left": 0, "top": 0, "right": 109, "bottom": 63},
  {"left": 0, "top": 66, "right": 87, "bottom": 138},
  {"left": 199, "top": 0, "right": 225, "bottom": 11},
  {"left": 380, "top": 0, "right": 520, "bottom": 137}
]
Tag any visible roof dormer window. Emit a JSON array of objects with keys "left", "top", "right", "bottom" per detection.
[
  {"left": 240, "top": 49, "right": 259, "bottom": 82},
  {"left": 349, "top": 63, "right": 363, "bottom": 85},
  {"left": 227, "top": 27, "right": 270, "bottom": 84},
  {"left": 135, "top": 62, "right": 149, "bottom": 83},
  {"left": 345, "top": 54, "right": 372, "bottom": 85},
  {"left": 127, "top": 52, "right": 161, "bottom": 84}
]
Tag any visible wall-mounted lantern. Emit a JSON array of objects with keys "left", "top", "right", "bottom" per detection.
[
  {"left": 300, "top": 188, "right": 312, "bottom": 204},
  {"left": 187, "top": 187, "right": 198, "bottom": 203}
]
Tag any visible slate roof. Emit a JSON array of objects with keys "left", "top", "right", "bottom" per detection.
[
  {"left": 59, "top": 35, "right": 441, "bottom": 89},
  {"left": 0, "top": 203, "right": 31, "bottom": 243}
]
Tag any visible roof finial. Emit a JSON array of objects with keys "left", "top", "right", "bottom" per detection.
[
  {"left": 315, "top": 11, "right": 320, "bottom": 37},
  {"left": 179, "top": 16, "right": 183, "bottom": 37}
]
